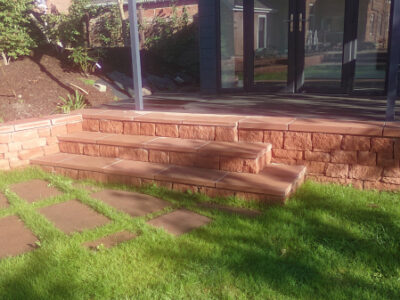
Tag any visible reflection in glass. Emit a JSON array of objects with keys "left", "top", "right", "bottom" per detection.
[
  {"left": 354, "top": 0, "right": 391, "bottom": 93},
  {"left": 220, "top": 0, "right": 244, "bottom": 88}
]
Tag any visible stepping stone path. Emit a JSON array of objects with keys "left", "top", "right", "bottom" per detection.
[
  {"left": 147, "top": 209, "right": 211, "bottom": 236},
  {"left": 83, "top": 231, "right": 137, "bottom": 250},
  {"left": 0, "top": 216, "right": 38, "bottom": 259},
  {"left": 11, "top": 179, "right": 63, "bottom": 203},
  {"left": 73, "top": 183, "right": 100, "bottom": 193},
  {"left": 39, "top": 200, "right": 109, "bottom": 234},
  {"left": 91, "top": 189, "right": 170, "bottom": 217},
  {"left": 198, "top": 203, "right": 261, "bottom": 217},
  {"left": 0, "top": 193, "right": 9, "bottom": 209}
]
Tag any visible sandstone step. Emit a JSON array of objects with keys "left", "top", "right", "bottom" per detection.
[
  {"left": 31, "top": 153, "right": 306, "bottom": 203},
  {"left": 57, "top": 131, "right": 272, "bottom": 174}
]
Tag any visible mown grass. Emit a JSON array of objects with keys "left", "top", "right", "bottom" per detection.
[{"left": 0, "top": 167, "right": 399, "bottom": 299}]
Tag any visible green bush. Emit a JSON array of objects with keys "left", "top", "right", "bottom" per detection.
[
  {"left": 0, "top": 0, "right": 36, "bottom": 64},
  {"left": 57, "top": 90, "right": 86, "bottom": 113}
]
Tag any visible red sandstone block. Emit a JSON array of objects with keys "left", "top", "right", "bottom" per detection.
[
  {"left": 8, "top": 142, "right": 21, "bottom": 152},
  {"left": 242, "top": 158, "right": 261, "bottom": 174},
  {"left": 12, "top": 130, "right": 38, "bottom": 142},
  {"left": 83, "top": 144, "right": 100, "bottom": 156},
  {"left": 383, "top": 166, "right": 400, "bottom": 177},
  {"left": 364, "top": 181, "right": 400, "bottom": 191},
  {"left": 342, "top": 136, "right": 370, "bottom": 151},
  {"left": 349, "top": 165, "right": 382, "bottom": 181},
  {"left": 99, "top": 120, "right": 123, "bottom": 134},
  {"left": 238, "top": 129, "right": 263, "bottom": 143},
  {"left": 0, "top": 144, "right": 8, "bottom": 154},
  {"left": 264, "top": 131, "right": 284, "bottom": 148},
  {"left": 78, "top": 170, "right": 108, "bottom": 183},
  {"left": 371, "top": 138, "right": 394, "bottom": 153},
  {"left": 312, "top": 133, "right": 342, "bottom": 150},
  {"left": 82, "top": 119, "right": 100, "bottom": 132},
  {"left": 22, "top": 138, "right": 47, "bottom": 150},
  {"left": 50, "top": 114, "right": 82, "bottom": 125},
  {"left": 377, "top": 152, "right": 397, "bottom": 167},
  {"left": 179, "top": 125, "right": 215, "bottom": 140},
  {"left": 4, "top": 152, "right": 18, "bottom": 159},
  {"left": 12, "top": 118, "right": 51, "bottom": 131},
  {"left": 0, "top": 124, "right": 14, "bottom": 134},
  {"left": 155, "top": 124, "right": 179, "bottom": 137},
  {"left": 215, "top": 126, "right": 238, "bottom": 142},
  {"left": 219, "top": 157, "right": 243, "bottom": 173},
  {"left": 169, "top": 152, "right": 196, "bottom": 166},
  {"left": 43, "top": 144, "right": 60, "bottom": 156},
  {"left": 47, "top": 136, "right": 59, "bottom": 145},
  {"left": 140, "top": 123, "right": 156, "bottom": 136},
  {"left": 382, "top": 177, "right": 400, "bottom": 185},
  {"left": 284, "top": 132, "right": 312, "bottom": 150},
  {"left": 271, "top": 158, "right": 297, "bottom": 165},
  {"left": 124, "top": 122, "right": 140, "bottom": 135},
  {"left": 99, "top": 145, "right": 118, "bottom": 157},
  {"left": 67, "top": 122, "right": 83, "bottom": 133},
  {"left": 358, "top": 151, "right": 377, "bottom": 166},
  {"left": 273, "top": 149, "right": 303, "bottom": 160},
  {"left": 9, "top": 159, "right": 30, "bottom": 169},
  {"left": 18, "top": 148, "right": 44, "bottom": 160},
  {"left": 119, "top": 147, "right": 148, "bottom": 161},
  {"left": 172, "top": 183, "right": 199, "bottom": 193},
  {"left": 38, "top": 128, "right": 51, "bottom": 137},
  {"left": 59, "top": 142, "right": 83, "bottom": 154},
  {"left": 331, "top": 150, "right": 357, "bottom": 164},
  {"left": 304, "top": 151, "right": 330, "bottom": 162},
  {"left": 51, "top": 125, "right": 68, "bottom": 137},
  {"left": 54, "top": 167, "right": 79, "bottom": 179},
  {"left": 394, "top": 140, "right": 400, "bottom": 160},
  {"left": 149, "top": 150, "right": 169, "bottom": 164},
  {"left": 0, "top": 133, "right": 11, "bottom": 144},
  {"left": 299, "top": 160, "right": 326, "bottom": 175},
  {"left": 0, "top": 159, "right": 10, "bottom": 170},
  {"left": 193, "top": 155, "right": 220, "bottom": 170},
  {"left": 326, "top": 163, "right": 349, "bottom": 178}
]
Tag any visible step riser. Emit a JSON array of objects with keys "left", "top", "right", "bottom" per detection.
[{"left": 58, "top": 141, "right": 272, "bottom": 174}]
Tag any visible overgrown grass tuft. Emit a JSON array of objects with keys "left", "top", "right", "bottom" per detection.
[{"left": 0, "top": 167, "right": 399, "bottom": 299}]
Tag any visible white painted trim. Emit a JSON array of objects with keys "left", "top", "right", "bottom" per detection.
[{"left": 257, "top": 15, "right": 267, "bottom": 49}]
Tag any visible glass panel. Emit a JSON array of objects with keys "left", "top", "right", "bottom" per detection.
[
  {"left": 304, "top": 0, "right": 345, "bottom": 90},
  {"left": 253, "top": 0, "right": 289, "bottom": 87},
  {"left": 354, "top": 0, "right": 391, "bottom": 93},
  {"left": 220, "top": 0, "right": 244, "bottom": 88}
]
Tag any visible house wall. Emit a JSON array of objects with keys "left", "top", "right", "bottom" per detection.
[{"left": 47, "top": 0, "right": 72, "bottom": 14}]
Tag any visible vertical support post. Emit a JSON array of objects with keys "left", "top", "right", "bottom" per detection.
[
  {"left": 128, "top": 0, "right": 144, "bottom": 110},
  {"left": 386, "top": 0, "right": 400, "bottom": 121}
]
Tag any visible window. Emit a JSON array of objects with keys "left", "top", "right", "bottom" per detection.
[{"left": 258, "top": 15, "right": 267, "bottom": 49}]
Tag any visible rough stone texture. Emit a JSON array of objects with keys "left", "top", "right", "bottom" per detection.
[
  {"left": 382, "top": 177, "right": 400, "bottom": 185},
  {"left": 91, "top": 189, "right": 170, "bottom": 217},
  {"left": 40, "top": 200, "right": 109, "bottom": 234},
  {"left": 118, "top": 147, "right": 148, "bottom": 161},
  {"left": 312, "top": 133, "right": 343, "bottom": 150},
  {"left": 358, "top": 151, "right": 377, "bottom": 166},
  {"left": 11, "top": 179, "right": 63, "bottom": 203},
  {"left": 83, "top": 231, "right": 137, "bottom": 250},
  {"left": 331, "top": 151, "right": 357, "bottom": 164},
  {"left": 371, "top": 138, "right": 394, "bottom": 153},
  {"left": 155, "top": 124, "right": 179, "bottom": 138},
  {"left": 376, "top": 153, "right": 397, "bottom": 167},
  {"left": 59, "top": 142, "right": 83, "bottom": 154},
  {"left": 140, "top": 123, "right": 156, "bottom": 136},
  {"left": 284, "top": 132, "right": 312, "bottom": 150},
  {"left": 67, "top": 122, "right": 83, "bottom": 134},
  {"left": 342, "top": 136, "right": 371, "bottom": 151},
  {"left": 99, "top": 120, "right": 124, "bottom": 134},
  {"left": 326, "top": 163, "right": 349, "bottom": 178},
  {"left": 349, "top": 165, "right": 383, "bottom": 181},
  {"left": 304, "top": 151, "right": 330, "bottom": 162},
  {"left": 83, "top": 144, "right": 100, "bottom": 157},
  {"left": 273, "top": 149, "right": 303, "bottom": 160},
  {"left": 82, "top": 119, "right": 99, "bottom": 132},
  {"left": 364, "top": 181, "right": 400, "bottom": 191},
  {"left": 147, "top": 209, "right": 211, "bottom": 236},
  {"left": 0, "top": 193, "right": 9, "bottom": 209},
  {"left": 383, "top": 166, "right": 400, "bottom": 177},
  {"left": 0, "top": 215, "right": 38, "bottom": 259},
  {"left": 149, "top": 150, "right": 169, "bottom": 164},
  {"left": 123, "top": 122, "right": 140, "bottom": 135},
  {"left": 215, "top": 126, "right": 238, "bottom": 142},
  {"left": 264, "top": 131, "right": 284, "bottom": 149},
  {"left": 179, "top": 125, "right": 215, "bottom": 140},
  {"left": 299, "top": 160, "right": 326, "bottom": 175},
  {"left": 99, "top": 145, "right": 118, "bottom": 158},
  {"left": 238, "top": 129, "right": 263, "bottom": 143}
]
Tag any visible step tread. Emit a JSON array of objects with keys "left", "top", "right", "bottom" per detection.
[
  {"left": 58, "top": 131, "right": 271, "bottom": 158},
  {"left": 31, "top": 153, "right": 305, "bottom": 198}
]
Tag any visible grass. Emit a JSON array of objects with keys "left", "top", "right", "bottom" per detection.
[
  {"left": 0, "top": 167, "right": 399, "bottom": 299},
  {"left": 78, "top": 78, "right": 96, "bottom": 86}
]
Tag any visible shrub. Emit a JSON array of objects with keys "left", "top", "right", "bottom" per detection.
[{"left": 57, "top": 90, "right": 86, "bottom": 113}]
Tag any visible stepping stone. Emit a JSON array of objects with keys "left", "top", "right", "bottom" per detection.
[
  {"left": 91, "top": 189, "right": 170, "bottom": 217},
  {"left": 73, "top": 183, "right": 100, "bottom": 193},
  {"left": 0, "top": 216, "right": 38, "bottom": 259},
  {"left": 147, "top": 209, "right": 211, "bottom": 236},
  {"left": 39, "top": 200, "right": 109, "bottom": 234},
  {"left": 0, "top": 193, "right": 9, "bottom": 209},
  {"left": 10, "top": 179, "right": 63, "bottom": 203},
  {"left": 198, "top": 202, "right": 261, "bottom": 217},
  {"left": 83, "top": 231, "right": 137, "bottom": 250}
]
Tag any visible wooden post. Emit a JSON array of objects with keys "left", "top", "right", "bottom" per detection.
[
  {"left": 128, "top": 0, "right": 144, "bottom": 110},
  {"left": 386, "top": 0, "right": 400, "bottom": 121}
]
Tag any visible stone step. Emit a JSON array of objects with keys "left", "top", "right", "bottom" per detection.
[
  {"left": 57, "top": 131, "right": 272, "bottom": 174},
  {"left": 31, "top": 153, "right": 307, "bottom": 203}
]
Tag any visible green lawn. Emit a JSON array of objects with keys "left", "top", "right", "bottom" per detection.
[{"left": 0, "top": 168, "right": 399, "bottom": 299}]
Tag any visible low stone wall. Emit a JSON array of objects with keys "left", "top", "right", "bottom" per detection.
[{"left": 0, "top": 115, "right": 82, "bottom": 171}]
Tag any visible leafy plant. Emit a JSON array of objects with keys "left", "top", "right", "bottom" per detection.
[
  {"left": 0, "top": 0, "right": 37, "bottom": 64},
  {"left": 68, "top": 46, "right": 96, "bottom": 75},
  {"left": 57, "top": 90, "right": 86, "bottom": 113}
]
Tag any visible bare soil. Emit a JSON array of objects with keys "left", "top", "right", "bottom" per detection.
[{"left": 0, "top": 49, "right": 115, "bottom": 122}]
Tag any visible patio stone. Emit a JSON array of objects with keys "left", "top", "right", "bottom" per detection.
[
  {"left": 147, "top": 209, "right": 211, "bottom": 236},
  {"left": 0, "top": 216, "right": 38, "bottom": 259},
  {"left": 198, "top": 202, "right": 261, "bottom": 217},
  {"left": 91, "top": 189, "right": 170, "bottom": 217},
  {"left": 83, "top": 231, "right": 137, "bottom": 250},
  {"left": 10, "top": 179, "right": 63, "bottom": 203},
  {"left": 0, "top": 193, "right": 9, "bottom": 209},
  {"left": 39, "top": 200, "right": 109, "bottom": 234}
]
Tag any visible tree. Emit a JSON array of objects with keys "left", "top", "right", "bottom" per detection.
[{"left": 0, "top": 0, "right": 36, "bottom": 65}]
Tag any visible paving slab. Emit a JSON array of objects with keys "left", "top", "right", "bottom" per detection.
[
  {"left": 39, "top": 200, "right": 110, "bottom": 234},
  {"left": 0, "top": 193, "right": 9, "bottom": 209},
  {"left": 147, "top": 209, "right": 211, "bottom": 236},
  {"left": 11, "top": 179, "right": 63, "bottom": 203},
  {"left": 83, "top": 231, "right": 137, "bottom": 250},
  {"left": 91, "top": 189, "right": 170, "bottom": 217},
  {"left": 0, "top": 215, "right": 38, "bottom": 259},
  {"left": 198, "top": 202, "right": 261, "bottom": 217}
]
